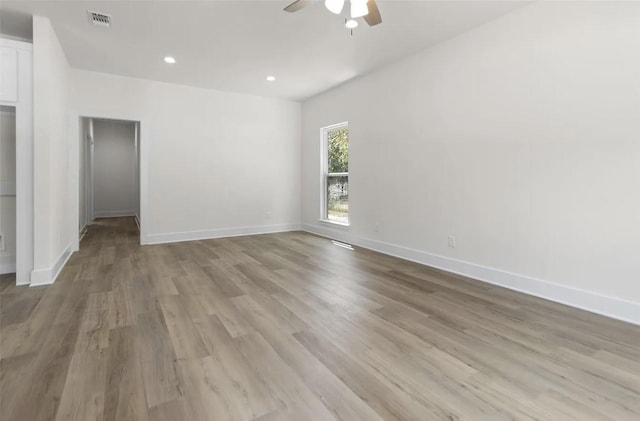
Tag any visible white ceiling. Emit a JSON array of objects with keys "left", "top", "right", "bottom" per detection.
[{"left": 0, "top": 1, "right": 528, "bottom": 101}]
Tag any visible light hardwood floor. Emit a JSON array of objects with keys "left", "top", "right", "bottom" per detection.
[{"left": 1, "top": 217, "right": 639, "bottom": 420}]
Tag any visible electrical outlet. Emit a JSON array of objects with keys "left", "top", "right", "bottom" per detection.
[
  {"left": 448, "top": 235, "right": 456, "bottom": 248},
  {"left": 374, "top": 222, "right": 380, "bottom": 233},
  {"left": 265, "top": 211, "right": 272, "bottom": 220},
  {"left": 0, "top": 233, "right": 4, "bottom": 251}
]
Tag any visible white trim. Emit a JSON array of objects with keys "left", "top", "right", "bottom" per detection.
[
  {"left": 29, "top": 270, "right": 49, "bottom": 286},
  {"left": 94, "top": 210, "right": 136, "bottom": 218},
  {"left": 320, "top": 121, "right": 349, "bottom": 222},
  {"left": 321, "top": 121, "right": 349, "bottom": 132},
  {"left": 1, "top": 38, "right": 34, "bottom": 286},
  {"left": 134, "top": 123, "right": 140, "bottom": 227},
  {"left": 0, "top": 255, "right": 16, "bottom": 275},
  {"left": 30, "top": 242, "right": 73, "bottom": 287},
  {"left": 79, "top": 118, "right": 94, "bottom": 233},
  {"left": 302, "top": 224, "right": 640, "bottom": 326},
  {"left": 318, "top": 218, "right": 350, "bottom": 228},
  {"left": 88, "top": 119, "right": 95, "bottom": 227},
  {"left": 144, "top": 223, "right": 302, "bottom": 245}
]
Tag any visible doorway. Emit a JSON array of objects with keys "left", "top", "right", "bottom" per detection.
[{"left": 79, "top": 117, "right": 141, "bottom": 244}]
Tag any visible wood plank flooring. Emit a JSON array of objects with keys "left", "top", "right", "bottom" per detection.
[{"left": 1, "top": 217, "right": 640, "bottom": 420}]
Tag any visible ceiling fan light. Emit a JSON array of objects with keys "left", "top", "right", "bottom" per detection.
[
  {"left": 345, "top": 19, "right": 358, "bottom": 29},
  {"left": 325, "top": 0, "right": 345, "bottom": 14},
  {"left": 350, "top": 0, "right": 368, "bottom": 18}
]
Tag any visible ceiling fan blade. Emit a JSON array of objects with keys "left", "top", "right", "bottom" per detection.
[
  {"left": 284, "top": 0, "right": 313, "bottom": 13},
  {"left": 363, "top": 0, "right": 382, "bottom": 26}
]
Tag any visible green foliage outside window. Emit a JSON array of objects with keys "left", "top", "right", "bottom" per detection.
[
  {"left": 328, "top": 127, "right": 348, "bottom": 173},
  {"left": 326, "top": 126, "right": 349, "bottom": 223}
]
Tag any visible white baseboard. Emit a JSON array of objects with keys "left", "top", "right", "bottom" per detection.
[
  {"left": 134, "top": 214, "right": 140, "bottom": 231},
  {"left": 144, "top": 223, "right": 302, "bottom": 245},
  {"left": 0, "top": 255, "right": 16, "bottom": 275},
  {"left": 94, "top": 210, "right": 136, "bottom": 218},
  {"left": 302, "top": 224, "right": 640, "bottom": 326},
  {"left": 30, "top": 242, "right": 73, "bottom": 287}
]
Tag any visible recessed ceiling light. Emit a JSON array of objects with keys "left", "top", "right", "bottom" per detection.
[
  {"left": 266, "top": 76, "right": 276, "bottom": 82},
  {"left": 164, "top": 56, "right": 176, "bottom": 64},
  {"left": 345, "top": 19, "right": 358, "bottom": 29}
]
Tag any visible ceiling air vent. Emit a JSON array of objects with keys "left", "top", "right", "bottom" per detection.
[{"left": 88, "top": 11, "right": 112, "bottom": 28}]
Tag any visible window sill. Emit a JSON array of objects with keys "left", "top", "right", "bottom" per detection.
[{"left": 318, "top": 219, "right": 350, "bottom": 229}]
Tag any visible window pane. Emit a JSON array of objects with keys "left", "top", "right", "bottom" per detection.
[
  {"left": 327, "top": 175, "right": 348, "bottom": 223},
  {"left": 327, "top": 127, "right": 348, "bottom": 173}
]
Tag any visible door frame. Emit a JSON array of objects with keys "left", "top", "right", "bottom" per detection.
[
  {"left": 1, "top": 38, "right": 33, "bottom": 285},
  {"left": 69, "top": 110, "right": 148, "bottom": 250},
  {"left": 79, "top": 117, "right": 93, "bottom": 233}
]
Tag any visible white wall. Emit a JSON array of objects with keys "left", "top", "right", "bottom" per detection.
[
  {"left": 93, "top": 119, "right": 137, "bottom": 218},
  {"left": 32, "top": 16, "right": 72, "bottom": 285},
  {"left": 302, "top": 2, "right": 640, "bottom": 322},
  {"left": 0, "top": 106, "right": 16, "bottom": 273},
  {"left": 69, "top": 69, "right": 301, "bottom": 244}
]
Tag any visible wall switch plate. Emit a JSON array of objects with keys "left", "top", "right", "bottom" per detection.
[
  {"left": 0, "top": 233, "right": 5, "bottom": 251},
  {"left": 448, "top": 235, "right": 456, "bottom": 248}
]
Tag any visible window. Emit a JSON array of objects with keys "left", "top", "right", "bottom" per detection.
[{"left": 321, "top": 123, "right": 349, "bottom": 225}]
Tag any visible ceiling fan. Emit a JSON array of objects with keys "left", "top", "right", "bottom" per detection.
[{"left": 284, "top": 0, "right": 382, "bottom": 26}]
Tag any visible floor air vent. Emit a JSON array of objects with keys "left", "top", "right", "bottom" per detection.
[
  {"left": 331, "top": 240, "right": 354, "bottom": 250},
  {"left": 88, "top": 11, "right": 112, "bottom": 28}
]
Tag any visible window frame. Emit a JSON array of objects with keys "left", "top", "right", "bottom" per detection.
[{"left": 319, "top": 121, "right": 350, "bottom": 227}]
